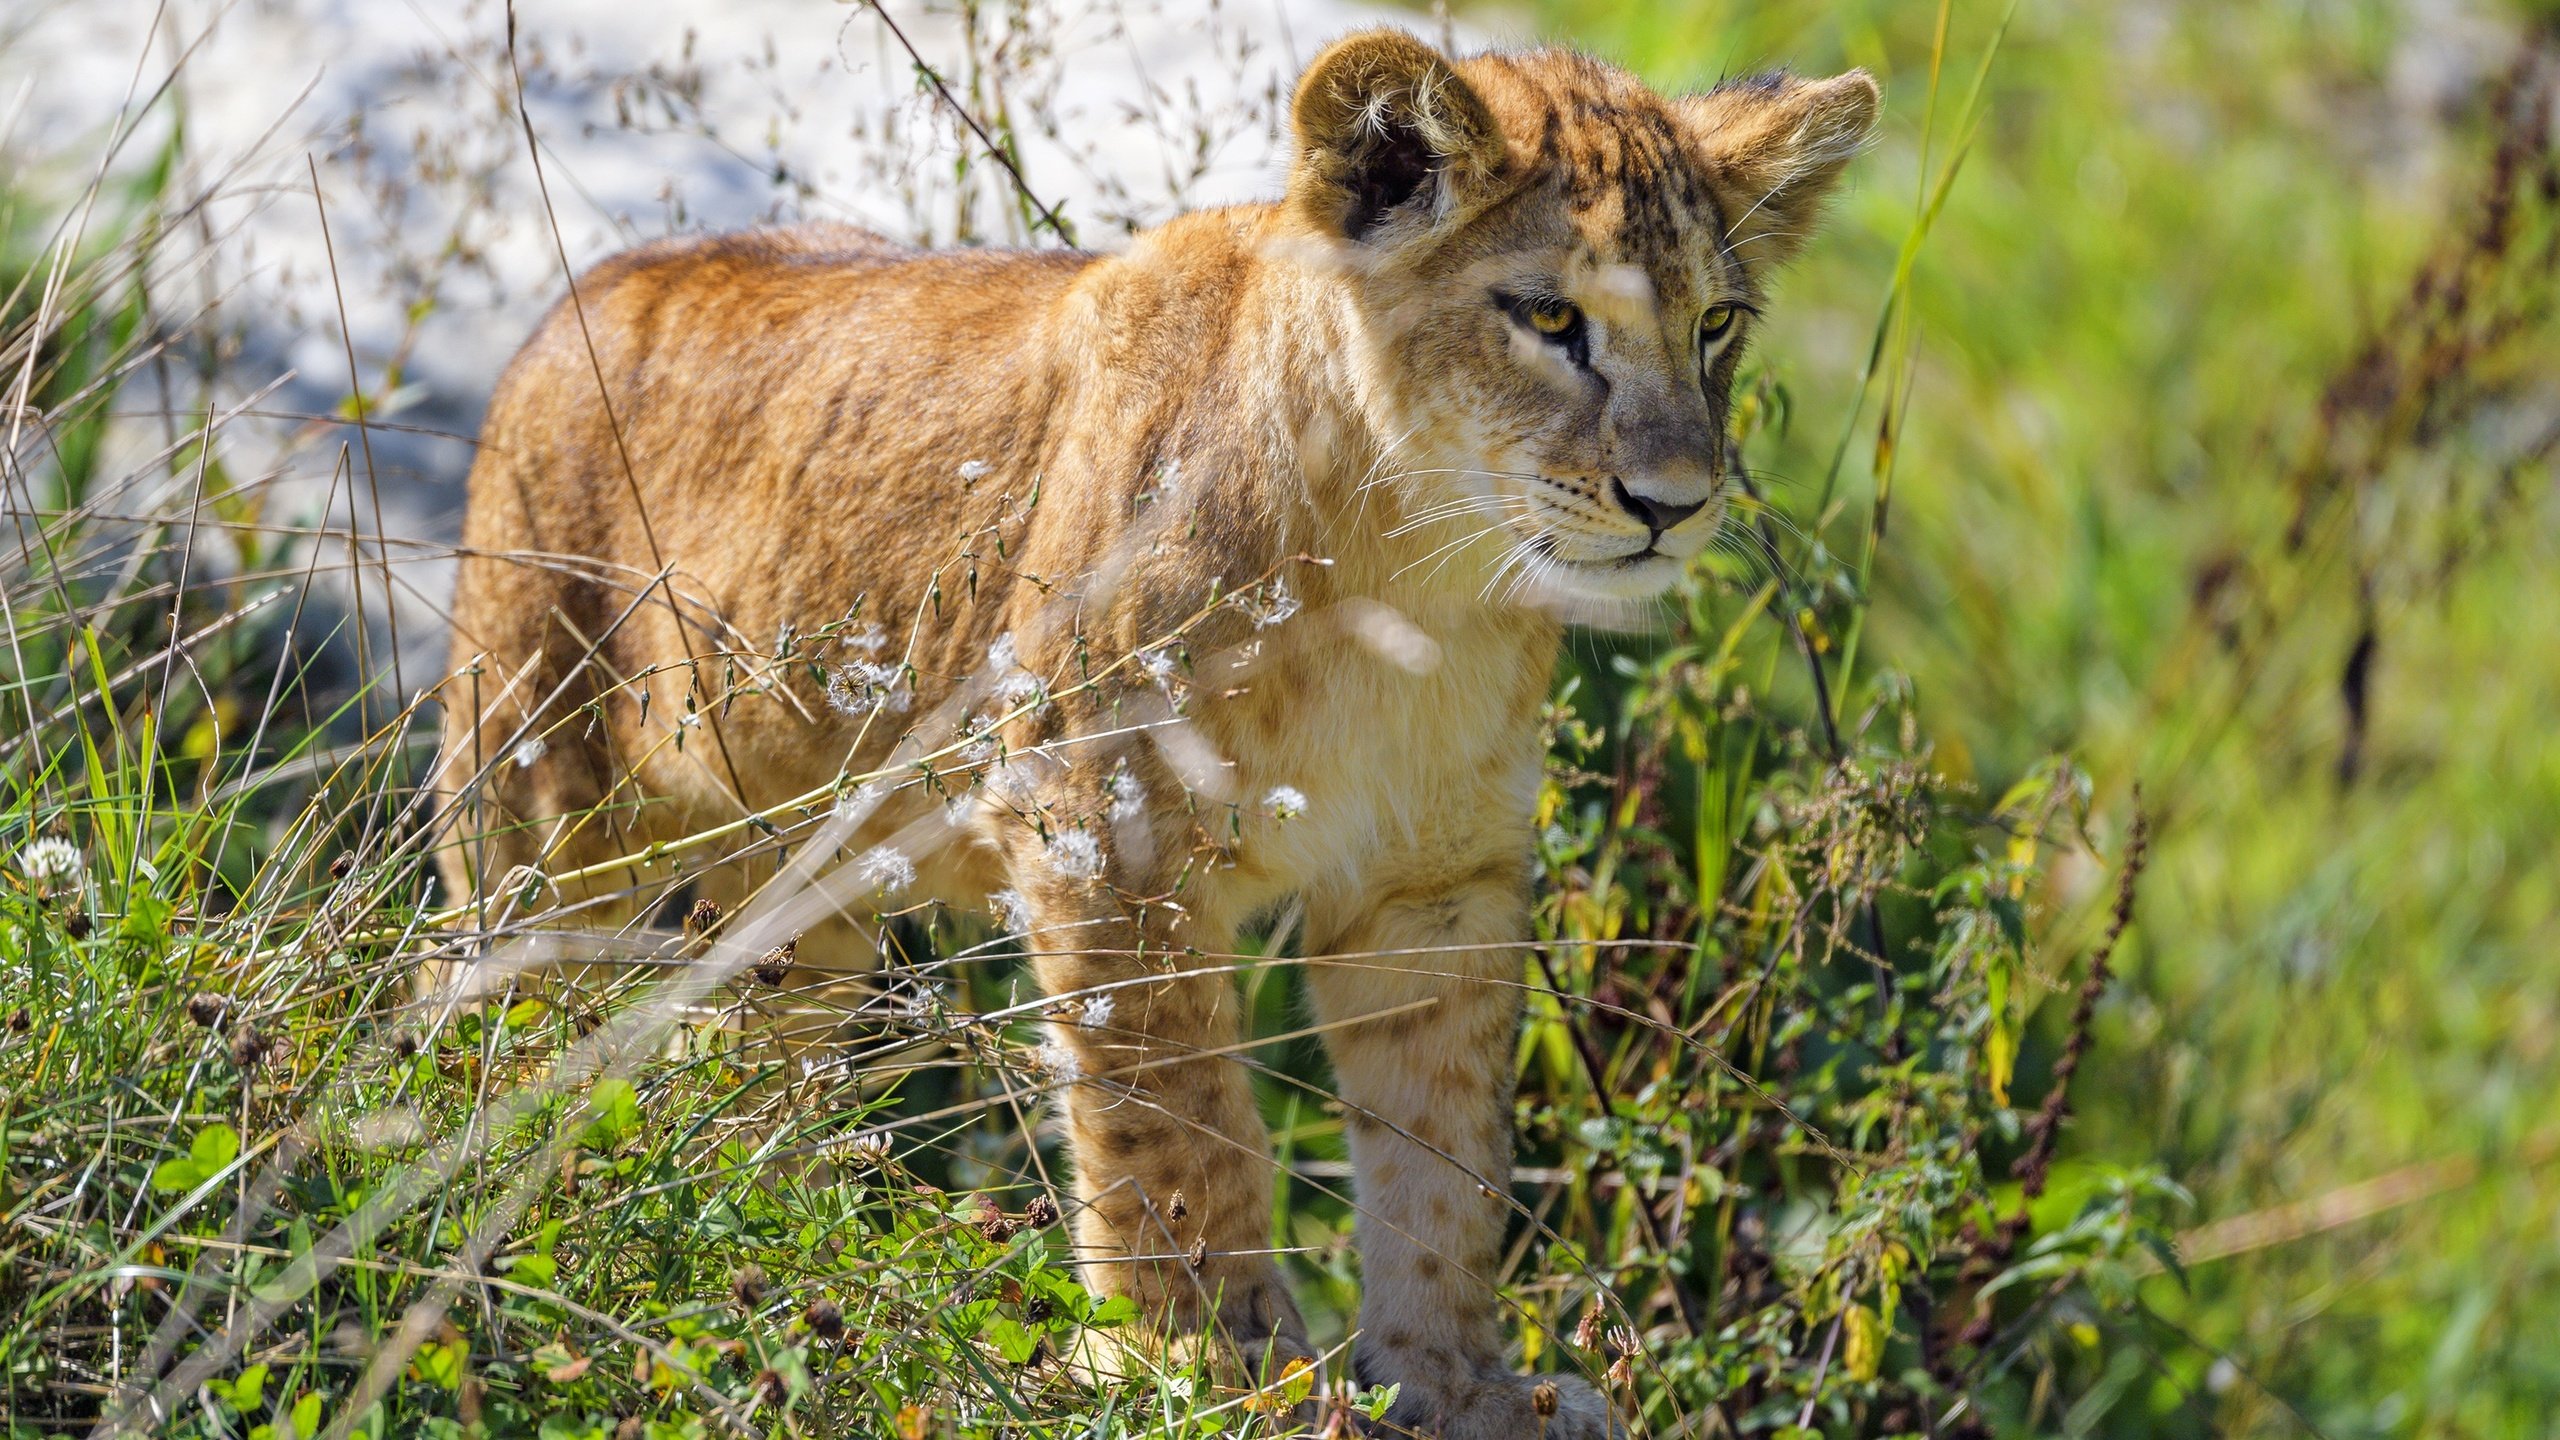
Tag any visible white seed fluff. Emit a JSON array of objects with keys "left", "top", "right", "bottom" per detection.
[
  {"left": 854, "top": 845, "right": 917, "bottom": 895},
  {"left": 1252, "top": 574, "right": 1302, "bottom": 630},
  {"left": 1107, "top": 760, "right": 1146, "bottom": 823},
  {"left": 1263, "top": 785, "right": 1310, "bottom": 821},
  {"left": 1045, "top": 827, "right": 1105, "bottom": 881},
  {"left": 828, "top": 660, "right": 913, "bottom": 717},
  {"left": 832, "top": 782, "right": 891, "bottom": 828},
  {"left": 1035, "top": 1035, "right": 1082, "bottom": 1082},
  {"left": 1080, "top": 992, "right": 1116, "bottom": 1028},
  {"left": 990, "top": 888, "right": 1034, "bottom": 932},
  {"left": 510, "top": 737, "right": 546, "bottom": 770}
]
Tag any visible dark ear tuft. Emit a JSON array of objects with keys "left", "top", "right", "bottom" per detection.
[
  {"left": 1680, "top": 69, "right": 1881, "bottom": 268},
  {"left": 1288, "top": 30, "right": 1505, "bottom": 242}
]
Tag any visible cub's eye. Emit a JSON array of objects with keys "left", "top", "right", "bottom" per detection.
[
  {"left": 1698, "top": 303, "right": 1739, "bottom": 345},
  {"left": 1497, "top": 290, "right": 1587, "bottom": 352},
  {"left": 1525, "top": 299, "right": 1583, "bottom": 338}
]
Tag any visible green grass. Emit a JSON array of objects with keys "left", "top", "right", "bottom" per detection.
[
  {"left": 1509, "top": 0, "right": 2560, "bottom": 1433},
  {"left": 7, "top": 0, "right": 2559, "bottom": 1436}
]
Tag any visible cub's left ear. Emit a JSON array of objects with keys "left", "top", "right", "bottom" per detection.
[
  {"left": 1287, "top": 30, "right": 1506, "bottom": 243},
  {"left": 1681, "top": 70, "right": 1881, "bottom": 267}
]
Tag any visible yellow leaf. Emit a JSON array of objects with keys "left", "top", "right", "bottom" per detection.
[{"left": 1843, "top": 1303, "right": 1884, "bottom": 1382}]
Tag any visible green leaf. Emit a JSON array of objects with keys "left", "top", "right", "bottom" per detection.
[
  {"left": 193, "top": 1123, "right": 241, "bottom": 1171},
  {"left": 581, "top": 1078, "right": 640, "bottom": 1146},
  {"left": 232, "top": 1361, "right": 269, "bottom": 1411},
  {"left": 288, "top": 1392, "right": 323, "bottom": 1440},
  {"left": 150, "top": 1156, "right": 203, "bottom": 1192},
  {"left": 986, "top": 1316, "right": 1040, "bottom": 1364}
]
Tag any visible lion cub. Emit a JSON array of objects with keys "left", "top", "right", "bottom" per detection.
[{"left": 435, "top": 29, "right": 1874, "bottom": 1437}]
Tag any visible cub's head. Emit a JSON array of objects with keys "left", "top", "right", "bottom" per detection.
[{"left": 1284, "top": 31, "right": 1877, "bottom": 620}]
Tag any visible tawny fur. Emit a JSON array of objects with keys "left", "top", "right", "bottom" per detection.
[{"left": 433, "top": 30, "right": 1874, "bottom": 1438}]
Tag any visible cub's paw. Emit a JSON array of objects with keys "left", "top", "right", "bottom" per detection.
[
  {"left": 1373, "top": 1368, "right": 1622, "bottom": 1440},
  {"left": 1211, "top": 1271, "right": 1317, "bottom": 1380},
  {"left": 1159, "top": 1267, "right": 1314, "bottom": 1389}
]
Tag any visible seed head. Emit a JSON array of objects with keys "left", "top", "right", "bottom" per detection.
[
  {"left": 730, "top": 1264, "right": 768, "bottom": 1310},
  {"left": 6, "top": 1007, "right": 27, "bottom": 1034},
  {"left": 1185, "top": 1238, "right": 1207, "bottom": 1271},
  {"left": 229, "top": 1023, "right": 271, "bottom": 1070},
  {"left": 685, "top": 897, "right": 723, "bottom": 939},
  {"left": 803, "top": 1297, "right": 844, "bottom": 1342},
  {"left": 1167, "top": 1190, "right": 1188, "bottom": 1222},
  {"left": 329, "top": 852, "right": 355, "bottom": 881},
  {"left": 974, "top": 1195, "right": 1020, "bottom": 1244},
  {"left": 754, "top": 1368, "right": 787, "bottom": 1407},
  {"left": 1024, "top": 1193, "right": 1060, "bottom": 1228},
  {"left": 187, "top": 993, "right": 229, "bottom": 1029},
  {"left": 1531, "top": 1381, "right": 1560, "bottom": 1418},
  {"left": 751, "top": 938, "right": 797, "bottom": 987},
  {"left": 1575, "top": 1301, "right": 1606, "bottom": 1350}
]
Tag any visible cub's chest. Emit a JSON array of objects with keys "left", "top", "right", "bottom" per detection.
[{"left": 1201, "top": 609, "right": 1553, "bottom": 883}]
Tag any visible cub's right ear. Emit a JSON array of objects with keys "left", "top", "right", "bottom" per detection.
[{"left": 1286, "top": 30, "right": 1505, "bottom": 243}]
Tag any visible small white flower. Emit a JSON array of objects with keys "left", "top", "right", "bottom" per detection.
[
  {"left": 1080, "top": 991, "right": 1116, "bottom": 1028},
  {"left": 15, "top": 837, "right": 83, "bottom": 885},
  {"left": 1136, "top": 648, "right": 1178, "bottom": 690},
  {"left": 1262, "top": 785, "right": 1310, "bottom": 821},
  {"left": 1107, "top": 760, "right": 1146, "bottom": 823},
  {"left": 1044, "top": 827, "right": 1105, "bottom": 881},
  {"left": 1034, "top": 1035, "right": 1082, "bottom": 1082},
  {"left": 854, "top": 845, "right": 917, "bottom": 895},
  {"left": 990, "top": 888, "right": 1034, "bottom": 932},
  {"left": 509, "top": 737, "right": 546, "bottom": 770},
  {"left": 957, "top": 459, "right": 993, "bottom": 482}
]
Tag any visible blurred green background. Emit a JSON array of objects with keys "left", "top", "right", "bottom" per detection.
[{"left": 1475, "top": 0, "right": 2560, "bottom": 1431}]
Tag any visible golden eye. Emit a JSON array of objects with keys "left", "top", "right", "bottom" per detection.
[
  {"left": 1699, "top": 303, "right": 1739, "bottom": 343},
  {"left": 1526, "top": 299, "right": 1582, "bottom": 337}
]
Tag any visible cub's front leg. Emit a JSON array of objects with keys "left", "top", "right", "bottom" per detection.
[
  {"left": 997, "top": 812, "right": 1312, "bottom": 1382},
  {"left": 1306, "top": 860, "right": 1620, "bottom": 1440}
]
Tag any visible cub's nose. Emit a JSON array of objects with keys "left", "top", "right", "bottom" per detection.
[{"left": 1607, "top": 477, "right": 1707, "bottom": 536}]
